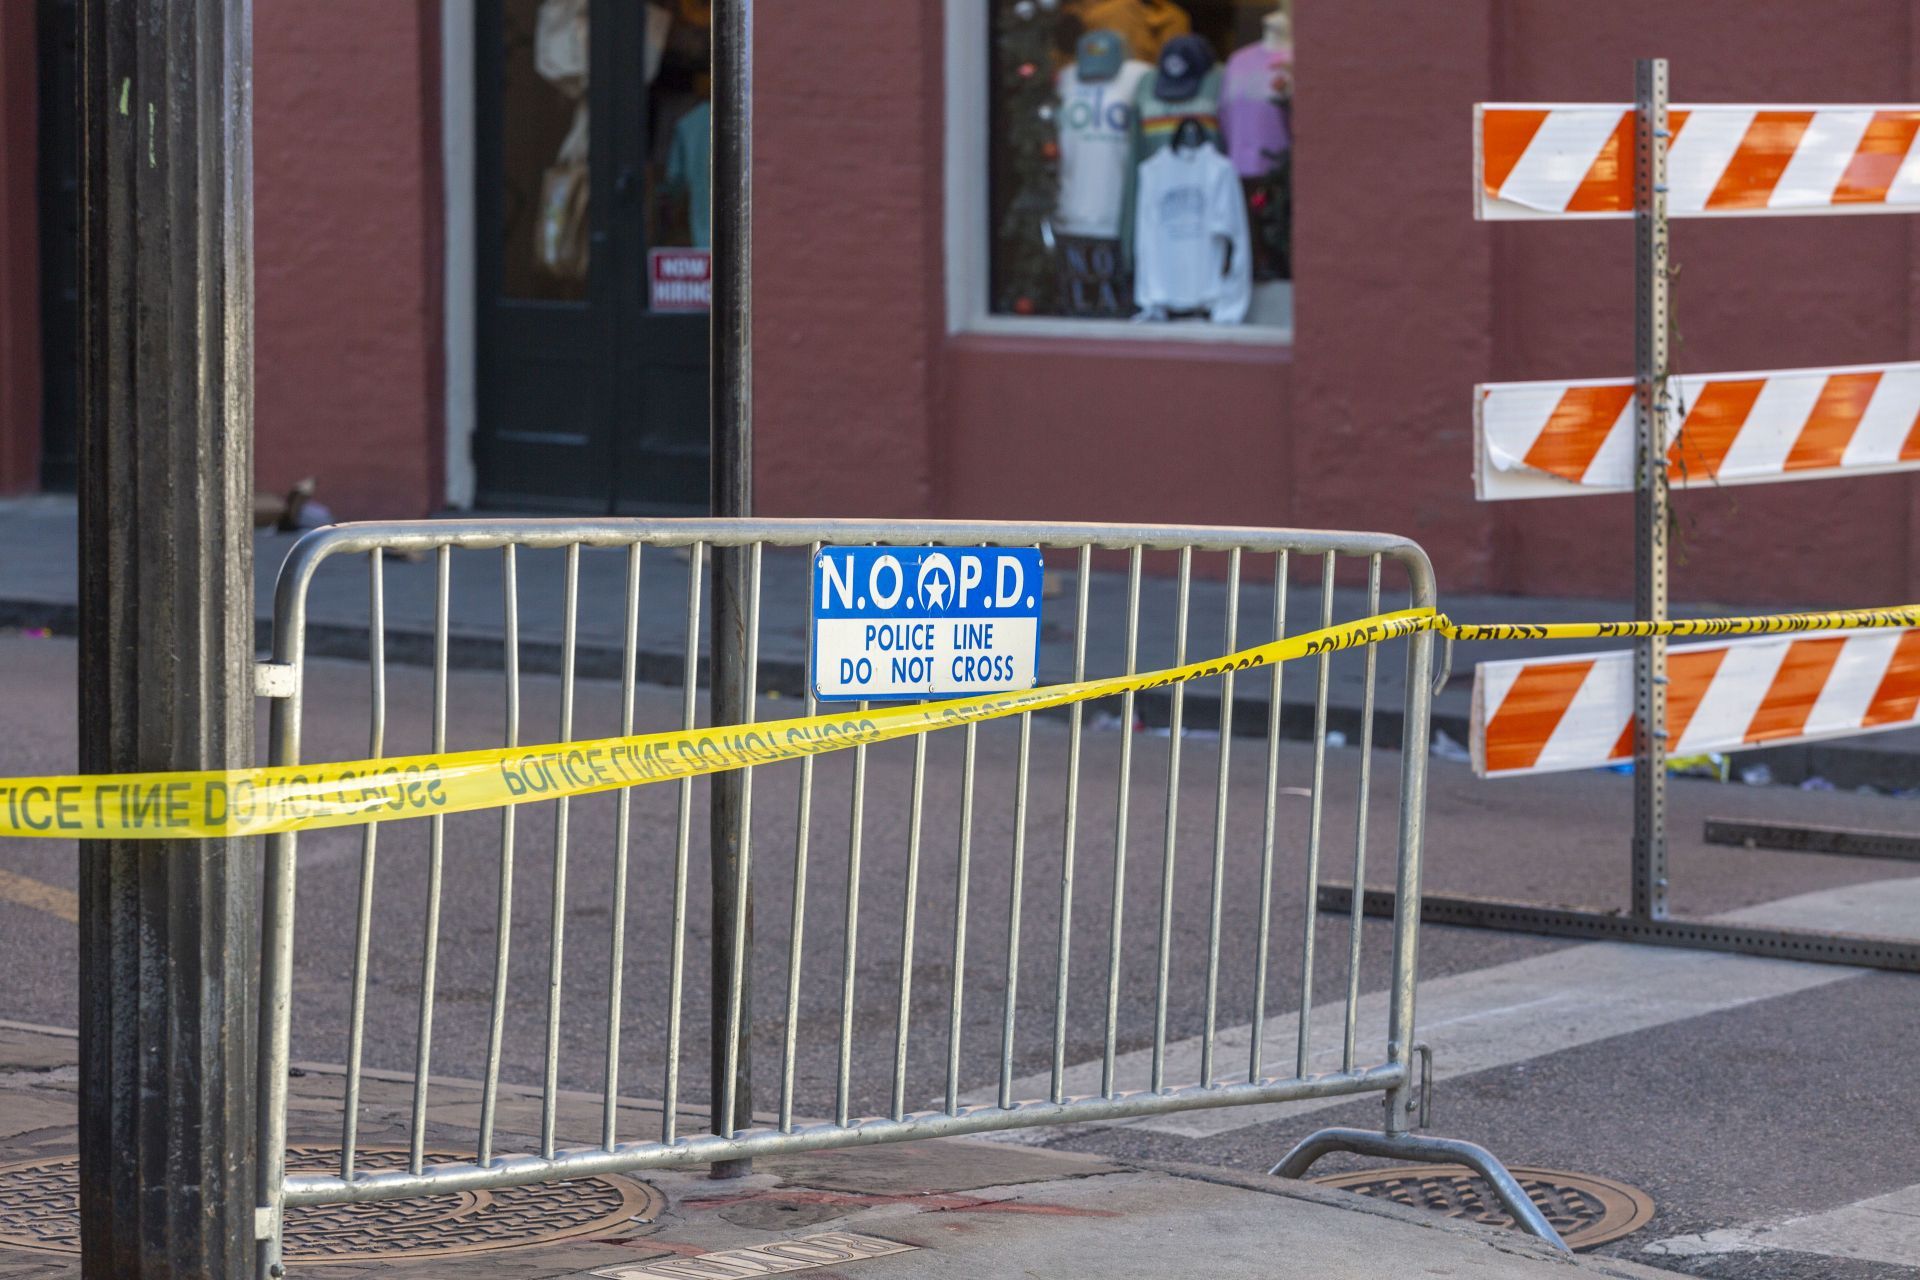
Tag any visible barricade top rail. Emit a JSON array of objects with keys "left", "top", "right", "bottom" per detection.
[{"left": 273, "top": 517, "right": 1434, "bottom": 594}]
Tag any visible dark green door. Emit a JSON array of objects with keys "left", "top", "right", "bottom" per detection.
[{"left": 475, "top": 0, "right": 709, "bottom": 513}]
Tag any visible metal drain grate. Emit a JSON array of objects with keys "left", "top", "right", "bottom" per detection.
[
  {"left": 1312, "top": 1164, "right": 1654, "bottom": 1250},
  {"left": 0, "top": 1146, "right": 662, "bottom": 1262}
]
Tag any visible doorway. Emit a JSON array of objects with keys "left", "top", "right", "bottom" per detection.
[
  {"left": 36, "top": 0, "right": 78, "bottom": 491},
  {"left": 474, "top": 0, "right": 710, "bottom": 513}
]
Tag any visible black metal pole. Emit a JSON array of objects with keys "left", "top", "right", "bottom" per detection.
[
  {"left": 708, "top": 0, "right": 754, "bottom": 1178},
  {"left": 76, "top": 2, "right": 256, "bottom": 1275}
]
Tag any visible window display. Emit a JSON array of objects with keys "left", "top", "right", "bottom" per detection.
[{"left": 988, "top": 0, "right": 1292, "bottom": 330}]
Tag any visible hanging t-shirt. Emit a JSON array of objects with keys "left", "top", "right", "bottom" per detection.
[
  {"left": 1220, "top": 42, "right": 1291, "bottom": 179},
  {"left": 1119, "top": 66, "right": 1225, "bottom": 262},
  {"left": 1054, "top": 60, "right": 1153, "bottom": 238},
  {"left": 1133, "top": 143, "right": 1251, "bottom": 323},
  {"left": 1067, "top": 0, "right": 1190, "bottom": 62}
]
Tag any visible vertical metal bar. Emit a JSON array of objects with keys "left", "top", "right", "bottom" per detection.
[
  {"left": 78, "top": 1, "right": 257, "bottom": 1272},
  {"left": 1049, "top": 546, "right": 1092, "bottom": 1104},
  {"left": 1633, "top": 57, "right": 1672, "bottom": 922},
  {"left": 1102, "top": 548, "right": 1145, "bottom": 1099},
  {"left": 945, "top": 721, "right": 979, "bottom": 1115},
  {"left": 1386, "top": 556, "right": 1439, "bottom": 1136},
  {"left": 408, "top": 547, "right": 452, "bottom": 1175},
  {"left": 1295, "top": 552, "right": 1336, "bottom": 1079},
  {"left": 1250, "top": 552, "right": 1289, "bottom": 1082},
  {"left": 998, "top": 703, "right": 1034, "bottom": 1110},
  {"left": 663, "top": 543, "right": 704, "bottom": 1145},
  {"left": 1340, "top": 555, "right": 1383, "bottom": 1072},
  {"left": 781, "top": 543, "right": 824, "bottom": 1134},
  {"left": 708, "top": 0, "right": 756, "bottom": 1176},
  {"left": 891, "top": 722, "right": 931, "bottom": 1121},
  {"left": 720, "top": 543, "right": 764, "bottom": 1139},
  {"left": 1200, "top": 550, "right": 1241, "bottom": 1088},
  {"left": 835, "top": 698, "right": 871, "bottom": 1128},
  {"left": 1150, "top": 548, "right": 1193, "bottom": 1094},
  {"left": 541, "top": 544, "right": 581, "bottom": 1159},
  {"left": 479, "top": 545, "right": 520, "bottom": 1166},
  {"left": 340, "top": 553, "right": 386, "bottom": 1178},
  {"left": 603, "top": 544, "right": 643, "bottom": 1149}
]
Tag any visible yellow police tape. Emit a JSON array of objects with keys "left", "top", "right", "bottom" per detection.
[{"left": 1, "top": 603, "right": 1915, "bottom": 840}]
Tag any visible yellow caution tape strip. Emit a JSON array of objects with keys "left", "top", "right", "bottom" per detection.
[
  {"left": 1439, "top": 604, "right": 1920, "bottom": 642},
  {"left": 3, "top": 603, "right": 1914, "bottom": 840},
  {"left": 0, "top": 608, "right": 1434, "bottom": 840}
]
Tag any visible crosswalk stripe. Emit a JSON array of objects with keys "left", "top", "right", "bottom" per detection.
[
  {"left": 968, "top": 877, "right": 1918, "bottom": 1140},
  {"left": 1645, "top": 1181, "right": 1920, "bottom": 1267}
]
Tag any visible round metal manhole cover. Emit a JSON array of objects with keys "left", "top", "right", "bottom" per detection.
[
  {"left": 0, "top": 1146, "right": 662, "bottom": 1263},
  {"left": 1313, "top": 1164, "right": 1654, "bottom": 1250}
]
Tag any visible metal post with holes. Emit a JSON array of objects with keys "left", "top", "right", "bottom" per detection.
[
  {"left": 76, "top": 1, "right": 258, "bottom": 1274},
  {"left": 708, "top": 0, "right": 755, "bottom": 1178},
  {"left": 1631, "top": 57, "right": 1671, "bottom": 922}
]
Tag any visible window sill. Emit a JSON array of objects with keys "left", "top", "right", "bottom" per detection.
[{"left": 952, "top": 314, "right": 1293, "bottom": 346}]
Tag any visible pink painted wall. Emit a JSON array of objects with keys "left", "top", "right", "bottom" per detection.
[
  {"left": 1481, "top": 0, "right": 1920, "bottom": 605},
  {"left": 20, "top": 0, "right": 1912, "bottom": 607},
  {"left": 750, "top": 0, "right": 1920, "bottom": 604},
  {"left": 750, "top": 0, "right": 943, "bottom": 519},
  {"left": 253, "top": 0, "right": 443, "bottom": 519}
]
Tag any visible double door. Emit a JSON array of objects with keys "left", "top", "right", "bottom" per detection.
[{"left": 476, "top": 0, "right": 710, "bottom": 512}]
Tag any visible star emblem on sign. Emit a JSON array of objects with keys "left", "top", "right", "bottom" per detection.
[{"left": 917, "top": 554, "right": 956, "bottom": 611}]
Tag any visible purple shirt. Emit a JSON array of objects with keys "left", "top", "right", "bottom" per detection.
[{"left": 1220, "top": 42, "right": 1292, "bottom": 178}]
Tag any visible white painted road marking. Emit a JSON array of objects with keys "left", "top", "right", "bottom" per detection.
[
  {"left": 1645, "top": 1182, "right": 1920, "bottom": 1267},
  {"left": 969, "top": 878, "right": 1918, "bottom": 1139},
  {"left": 593, "top": 1231, "right": 917, "bottom": 1279},
  {"left": 0, "top": 868, "right": 77, "bottom": 924}
]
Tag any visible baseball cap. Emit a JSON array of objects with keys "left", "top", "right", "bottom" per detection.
[
  {"left": 1076, "top": 28, "right": 1126, "bottom": 81},
  {"left": 1154, "top": 34, "right": 1215, "bottom": 102}
]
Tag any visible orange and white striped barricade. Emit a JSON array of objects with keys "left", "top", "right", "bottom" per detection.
[
  {"left": 1476, "top": 361, "right": 1920, "bottom": 501},
  {"left": 1472, "top": 627, "right": 1920, "bottom": 777},
  {"left": 1321, "top": 65, "right": 1920, "bottom": 973},
  {"left": 1477, "top": 104, "right": 1920, "bottom": 220}
]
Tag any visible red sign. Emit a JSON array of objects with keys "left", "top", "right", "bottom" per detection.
[{"left": 649, "top": 248, "right": 712, "bottom": 312}]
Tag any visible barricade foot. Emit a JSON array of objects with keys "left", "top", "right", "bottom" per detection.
[{"left": 1270, "top": 1126, "right": 1570, "bottom": 1252}]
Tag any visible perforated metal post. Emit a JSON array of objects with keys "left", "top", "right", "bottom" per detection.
[
  {"left": 708, "top": 0, "right": 755, "bottom": 1178},
  {"left": 76, "top": 1, "right": 258, "bottom": 1274},
  {"left": 1632, "top": 58, "right": 1671, "bottom": 920}
]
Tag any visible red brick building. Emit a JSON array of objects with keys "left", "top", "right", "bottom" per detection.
[{"left": 4, "top": 0, "right": 1920, "bottom": 605}]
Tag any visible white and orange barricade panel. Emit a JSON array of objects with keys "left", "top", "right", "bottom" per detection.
[
  {"left": 1470, "top": 628, "right": 1920, "bottom": 777},
  {"left": 1477, "top": 104, "right": 1920, "bottom": 220},
  {"left": 1475, "top": 362, "right": 1920, "bottom": 500}
]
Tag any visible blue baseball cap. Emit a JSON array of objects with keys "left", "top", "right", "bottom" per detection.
[
  {"left": 1155, "top": 34, "right": 1215, "bottom": 102},
  {"left": 1076, "top": 28, "right": 1126, "bottom": 81}
]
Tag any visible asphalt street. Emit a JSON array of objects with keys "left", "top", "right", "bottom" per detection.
[{"left": 0, "top": 629, "right": 1916, "bottom": 1276}]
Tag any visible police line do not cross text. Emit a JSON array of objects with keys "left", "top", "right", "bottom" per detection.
[{"left": 812, "top": 546, "right": 1046, "bottom": 701}]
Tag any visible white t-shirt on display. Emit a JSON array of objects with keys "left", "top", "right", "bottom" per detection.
[
  {"left": 1054, "top": 60, "right": 1153, "bottom": 239},
  {"left": 1132, "top": 143, "right": 1251, "bottom": 323}
]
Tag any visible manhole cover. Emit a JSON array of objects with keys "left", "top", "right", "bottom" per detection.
[
  {"left": 1312, "top": 1164, "right": 1654, "bottom": 1250},
  {"left": 0, "top": 1146, "right": 662, "bottom": 1262}
]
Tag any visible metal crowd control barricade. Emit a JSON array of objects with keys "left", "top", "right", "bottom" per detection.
[{"left": 252, "top": 518, "right": 1564, "bottom": 1276}]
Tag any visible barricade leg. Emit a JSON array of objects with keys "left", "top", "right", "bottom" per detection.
[{"left": 1270, "top": 1128, "right": 1569, "bottom": 1251}]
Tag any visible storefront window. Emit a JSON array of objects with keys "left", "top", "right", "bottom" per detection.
[{"left": 987, "top": 0, "right": 1292, "bottom": 331}]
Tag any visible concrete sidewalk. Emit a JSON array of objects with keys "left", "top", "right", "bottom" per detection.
[
  {"left": 4, "top": 494, "right": 1916, "bottom": 788},
  {"left": 0, "top": 1022, "right": 1681, "bottom": 1280}
]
